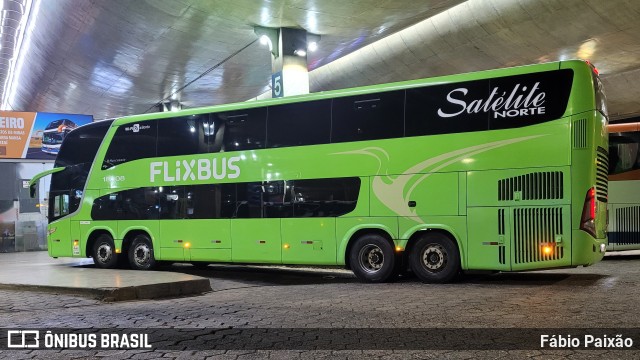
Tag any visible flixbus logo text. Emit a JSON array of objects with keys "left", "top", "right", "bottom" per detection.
[{"left": 150, "top": 156, "right": 241, "bottom": 182}]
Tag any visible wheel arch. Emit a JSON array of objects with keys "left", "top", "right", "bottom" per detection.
[
  {"left": 122, "top": 229, "right": 154, "bottom": 258},
  {"left": 342, "top": 227, "right": 395, "bottom": 270},
  {"left": 85, "top": 228, "right": 116, "bottom": 258}
]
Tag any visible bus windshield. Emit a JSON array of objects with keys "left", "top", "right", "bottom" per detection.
[
  {"left": 43, "top": 132, "right": 64, "bottom": 144},
  {"left": 48, "top": 120, "right": 113, "bottom": 221}
]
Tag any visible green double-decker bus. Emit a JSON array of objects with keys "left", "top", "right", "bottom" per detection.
[{"left": 31, "top": 60, "right": 608, "bottom": 283}]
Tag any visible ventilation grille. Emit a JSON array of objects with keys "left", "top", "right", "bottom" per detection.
[
  {"left": 498, "top": 172, "right": 564, "bottom": 201},
  {"left": 573, "top": 119, "right": 587, "bottom": 149},
  {"left": 498, "top": 209, "right": 505, "bottom": 235},
  {"left": 610, "top": 206, "right": 640, "bottom": 245},
  {"left": 596, "top": 147, "right": 609, "bottom": 203},
  {"left": 498, "top": 209, "right": 505, "bottom": 264},
  {"left": 513, "top": 207, "right": 564, "bottom": 264}
]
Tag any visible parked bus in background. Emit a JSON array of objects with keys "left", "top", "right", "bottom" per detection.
[
  {"left": 42, "top": 119, "right": 78, "bottom": 155},
  {"left": 30, "top": 60, "right": 608, "bottom": 283},
  {"left": 607, "top": 121, "right": 640, "bottom": 250}
]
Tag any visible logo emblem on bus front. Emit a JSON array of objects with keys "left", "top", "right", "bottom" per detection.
[{"left": 132, "top": 124, "right": 139, "bottom": 133}]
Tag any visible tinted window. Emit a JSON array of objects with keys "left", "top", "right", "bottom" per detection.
[
  {"left": 405, "top": 81, "right": 489, "bottom": 137},
  {"left": 91, "top": 188, "right": 159, "bottom": 220},
  {"left": 159, "top": 184, "right": 233, "bottom": 219},
  {"left": 213, "top": 108, "right": 266, "bottom": 151},
  {"left": 55, "top": 120, "right": 113, "bottom": 168},
  {"left": 102, "top": 121, "right": 158, "bottom": 169},
  {"left": 331, "top": 91, "right": 404, "bottom": 143},
  {"left": 234, "top": 182, "right": 265, "bottom": 218},
  {"left": 229, "top": 181, "right": 291, "bottom": 218},
  {"left": 50, "top": 121, "right": 114, "bottom": 218},
  {"left": 157, "top": 115, "right": 210, "bottom": 157},
  {"left": 262, "top": 181, "right": 292, "bottom": 218},
  {"left": 49, "top": 191, "right": 70, "bottom": 221},
  {"left": 290, "top": 177, "right": 360, "bottom": 217},
  {"left": 405, "top": 70, "right": 574, "bottom": 136},
  {"left": 609, "top": 131, "right": 640, "bottom": 175},
  {"left": 267, "top": 100, "right": 331, "bottom": 148}
]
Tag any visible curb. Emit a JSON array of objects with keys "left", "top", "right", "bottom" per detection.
[{"left": 0, "top": 278, "right": 212, "bottom": 302}]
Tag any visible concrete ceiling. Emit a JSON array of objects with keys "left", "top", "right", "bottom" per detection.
[{"left": 2, "top": 0, "right": 640, "bottom": 120}]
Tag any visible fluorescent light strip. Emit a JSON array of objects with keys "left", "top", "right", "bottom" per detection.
[{"left": 1, "top": 0, "right": 40, "bottom": 110}]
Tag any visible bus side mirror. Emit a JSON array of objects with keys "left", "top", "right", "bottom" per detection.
[{"left": 30, "top": 183, "right": 37, "bottom": 198}]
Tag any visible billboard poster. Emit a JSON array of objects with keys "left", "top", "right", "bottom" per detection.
[{"left": 0, "top": 111, "right": 93, "bottom": 160}]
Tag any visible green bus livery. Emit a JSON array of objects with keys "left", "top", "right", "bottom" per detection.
[
  {"left": 607, "top": 121, "right": 640, "bottom": 250},
  {"left": 31, "top": 60, "right": 609, "bottom": 283}
]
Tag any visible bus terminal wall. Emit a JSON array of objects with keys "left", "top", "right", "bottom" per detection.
[{"left": 0, "top": 161, "right": 53, "bottom": 252}]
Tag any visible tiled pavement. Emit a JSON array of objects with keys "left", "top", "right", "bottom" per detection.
[{"left": 1, "top": 252, "right": 639, "bottom": 359}]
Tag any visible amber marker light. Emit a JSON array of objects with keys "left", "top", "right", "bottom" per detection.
[
  {"left": 184, "top": 242, "right": 191, "bottom": 248},
  {"left": 283, "top": 244, "right": 290, "bottom": 249},
  {"left": 115, "top": 249, "right": 122, "bottom": 254},
  {"left": 395, "top": 246, "right": 403, "bottom": 252},
  {"left": 542, "top": 245, "right": 553, "bottom": 255}
]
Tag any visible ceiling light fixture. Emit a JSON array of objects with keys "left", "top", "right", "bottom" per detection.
[{"left": 1, "top": 0, "right": 40, "bottom": 110}]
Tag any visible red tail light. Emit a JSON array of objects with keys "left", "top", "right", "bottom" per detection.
[{"left": 580, "top": 187, "right": 597, "bottom": 237}]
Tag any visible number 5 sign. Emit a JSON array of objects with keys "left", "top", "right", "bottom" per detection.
[{"left": 272, "top": 72, "right": 283, "bottom": 98}]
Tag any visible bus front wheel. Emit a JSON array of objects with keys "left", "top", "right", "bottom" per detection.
[
  {"left": 92, "top": 234, "right": 118, "bottom": 269},
  {"left": 409, "top": 232, "right": 460, "bottom": 283},
  {"left": 128, "top": 234, "right": 156, "bottom": 270},
  {"left": 349, "top": 234, "right": 396, "bottom": 283}
]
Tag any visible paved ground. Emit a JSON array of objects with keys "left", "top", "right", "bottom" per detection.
[
  {"left": 0, "top": 252, "right": 210, "bottom": 301},
  {"left": 1, "top": 251, "right": 639, "bottom": 359}
]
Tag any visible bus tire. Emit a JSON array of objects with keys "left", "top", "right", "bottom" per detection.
[
  {"left": 349, "top": 234, "right": 396, "bottom": 283},
  {"left": 92, "top": 234, "right": 118, "bottom": 269},
  {"left": 409, "top": 232, "right": 460, "bottom": 283},
  {"left": 128, "top": 234, "right": 156, "bottom": 270}
]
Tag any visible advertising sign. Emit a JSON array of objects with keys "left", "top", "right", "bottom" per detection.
[{"left": 0, "top": 111, "right": 93, "bottom": 160}]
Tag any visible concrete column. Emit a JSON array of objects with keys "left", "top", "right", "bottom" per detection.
[{"left": 256, "top": 27, "right": 316, "bottom": 98}]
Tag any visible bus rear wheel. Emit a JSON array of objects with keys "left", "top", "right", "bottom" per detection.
[
  {"left": 349, "top": 234, "right": 396, "bottom": 283},
  {"left": 409, "top": 232, "right": 460, "bottom": 283},
  {"left": 92, "top": 234, "right": 118, "bottom": 269},
  {"left": 128, "top": 234, "right": 156, "bottom": 270}
]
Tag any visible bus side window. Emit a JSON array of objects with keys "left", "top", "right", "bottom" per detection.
[
  {"left": 263, "top": 181, "right": 292, "bottom": 218},
  {"left": 266, "top": 100, "right": 331, "bottom": 148},
  {"left": 214, "top": 107, "right": 267, "bottom": 152},
  {"left": 331, "top": 91, "right": 404, "bottom": 143},
  {"left": 157, "top": 115, "right": 209, "bottom": 157},
  {"left": 291, "top": 177, "right": 360, "bottom": 217},
  {"left": 102, "top": 121, "right": 158, "bottom": 169},
  {"left": 50, "top": 192, "right": 70, "bottom": 220}
]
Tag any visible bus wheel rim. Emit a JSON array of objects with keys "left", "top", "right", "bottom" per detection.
[
  {"left": 97, "top": 243, "right": 112, "bottom": 263},
  {"left": 358, "top": 244, "right": 384, "bottom": 273},
  {"left": 422, "top": 244, "right": 446, "bottom": 271},
  {"left": 133, "top": 243, "right": 150, "bottom": 266}
]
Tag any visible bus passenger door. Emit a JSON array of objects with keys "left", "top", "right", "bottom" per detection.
[{"left": 48, "top": 191, "right": 72, "bottom": 257}]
